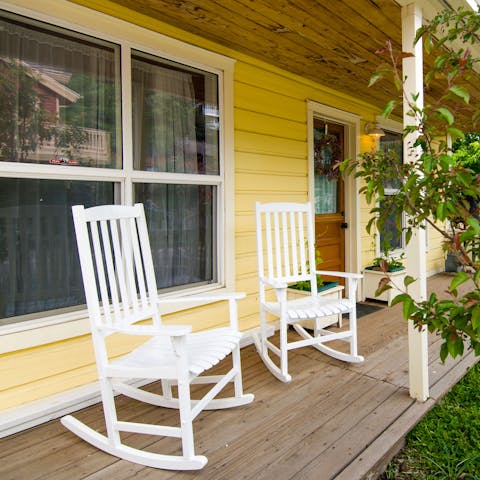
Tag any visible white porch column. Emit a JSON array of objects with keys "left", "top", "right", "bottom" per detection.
[{"left": 402, "top": 3, "right": 429, "bottom": 402}]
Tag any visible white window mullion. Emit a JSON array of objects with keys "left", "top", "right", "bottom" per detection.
[
  {"left": 130, "top": 171, "right": 223, "bottom": 185},
  {"left": 121, "top": 44, "right": 134, "bottom": 206}
]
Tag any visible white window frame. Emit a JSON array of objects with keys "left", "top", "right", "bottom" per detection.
[{"left": 0, "top": 0, "right": 236, "bottom": 353}]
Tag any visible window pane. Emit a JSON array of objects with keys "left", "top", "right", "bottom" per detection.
[
  {"left": 379, "top": 199, "right": 403, "bottom": 251},
  {"left": 379, "top": 131, "right": 403, "bottom": 251},
  {"left": 379, "top": 131, "right": 402, "bottom": 190},
  {"left": 0, "top": 179, "right": 115, "bottom": 324},
  {"left": 0, "top": 13, "right": 121, "bottom": 168},
  {"left": 135, "top": 183, "right": 217, "bottom": 290},
  {"left": 131, "top": 51, "right": 219, "bottom": 175}
]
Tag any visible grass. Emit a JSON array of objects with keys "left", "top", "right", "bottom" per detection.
[{"left": 382, "top": 362, "right": 480, "bottom": 479}]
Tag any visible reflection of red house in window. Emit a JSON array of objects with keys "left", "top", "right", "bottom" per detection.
[
  {"left": 32, "top": 66, "right": 81, "bottom": 117},
  {"left": 3, "top": 58, "right": 111, "bottom": 166}
]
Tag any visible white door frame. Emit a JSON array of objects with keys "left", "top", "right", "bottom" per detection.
[{"left": 307, "top": 101, "right": 361, "bottom": 293}]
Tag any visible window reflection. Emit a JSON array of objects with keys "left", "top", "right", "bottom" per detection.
[{"left": 0, "top": 14, "right": 121, "bottom": 168}]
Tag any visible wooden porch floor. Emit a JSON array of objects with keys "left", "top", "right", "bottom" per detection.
[{"left": 1, "top": 274, "right": 478, "bottom": 480}]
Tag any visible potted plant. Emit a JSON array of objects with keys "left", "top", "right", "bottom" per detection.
[{"left": 363, "top": 252, "right": 406, "bottom": 305}]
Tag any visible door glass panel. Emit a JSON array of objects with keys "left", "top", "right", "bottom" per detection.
[{"left": 313, "top": 120, "right": 343, "bottom": 214}]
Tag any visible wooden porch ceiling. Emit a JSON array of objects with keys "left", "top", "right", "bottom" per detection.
[{"left": 103, "top": 0, "right": 404, "bottom": 110}]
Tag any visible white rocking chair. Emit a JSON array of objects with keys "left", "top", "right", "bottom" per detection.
[
  {"left": 254, "top": 201, "right": 364, "bottom": 382},
  {"left": 61, "top": 203, "right": 253, "bottom": 470}
]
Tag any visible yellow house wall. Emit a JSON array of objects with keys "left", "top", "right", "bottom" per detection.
[{"left": 0, "top": 0, "right": 445, "bottom": 411}]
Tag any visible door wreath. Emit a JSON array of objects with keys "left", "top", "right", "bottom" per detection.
[{"left": 314, "top": 133, "right": 341, "bottom": 180}]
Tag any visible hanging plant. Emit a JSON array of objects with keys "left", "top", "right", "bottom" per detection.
[{"left": 314, "top": 133, "right": 341, "bottom": 179}]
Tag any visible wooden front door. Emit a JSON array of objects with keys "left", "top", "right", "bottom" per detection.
[{"left": 313, "top": 119, "right": 346, "bottom": 281}]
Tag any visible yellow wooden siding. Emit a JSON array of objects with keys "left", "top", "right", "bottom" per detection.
[
  {"left": 0, "top": 0, "right": 446, "bottom": 411},
  {"left": 427, "top": 224, "right": 446, "bottom": 275}
]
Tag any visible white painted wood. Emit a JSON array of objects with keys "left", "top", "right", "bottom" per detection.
[
  {"left": 362, "top": 269, "right": 407, "bottom": 306},
  {"left": 254, "top": 201, "right": 364, "bottom": 382},
  {"left": 402, "top": 2, "right": 429, "bottom": 402},
  {"left": 288, "top": 284, "right": 344, "bottom": 328},
  {"left": 62, "top": 203, "right": 254, "bottom": 470}
]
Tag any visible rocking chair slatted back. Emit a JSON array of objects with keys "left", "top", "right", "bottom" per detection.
[
  {"left": 256, "top": 202, "right": 318, "bottom": 290},
  {"left": 72, "top": 204, "right": 160, "bottom": 330}
]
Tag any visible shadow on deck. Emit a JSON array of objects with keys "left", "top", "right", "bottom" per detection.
[{"left": 0, "top": 274, "right": 477, "bottom": 480}]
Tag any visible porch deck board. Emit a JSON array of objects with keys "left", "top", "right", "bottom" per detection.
[{"left": 0, "top": 274, "right": 476, "bottom": 480}]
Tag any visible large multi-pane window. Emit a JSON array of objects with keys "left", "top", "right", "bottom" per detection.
[
  {"left": 0, "top": 10, "right": 224, "bottom": 326},
  {"left": 378, "top": 130, "right": 404, "bottom": 253}
]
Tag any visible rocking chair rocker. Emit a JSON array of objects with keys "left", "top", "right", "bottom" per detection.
[
  {"left": 254, "top": 201, "right": 364, "bottom": 382},
  {"left": 61, "top": 203, "right": 253, "bottom": 470}
]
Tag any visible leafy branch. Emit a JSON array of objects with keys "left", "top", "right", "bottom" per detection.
[{"left": 342, "top": 7, "right": 480, "bottom": 361}]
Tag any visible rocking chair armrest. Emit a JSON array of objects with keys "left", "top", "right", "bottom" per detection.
[
  {"left": 315, "top": 270, "right": 363, "bottom": 280},
  {"left": 102, "top": 324, "right": 192, "bottom": 337},
  {"left": 259, "top": 276, "right": 288, "bottom": 289}
]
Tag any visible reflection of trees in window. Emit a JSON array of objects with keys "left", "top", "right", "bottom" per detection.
[
  {"left": 379, "top": 131, "right": 404, "bottom": 252},
  {"left": 66, "top": 74, "right": 118, "bottom": 165},
  {"left": 131, "top": 52, "right": 219, "bottom": 175},
  {"left": 0, "top": 14, "right": 120, "bottom": 168},
  {"left": 0, "top": 60, "right": 91, "bottom": 164}
]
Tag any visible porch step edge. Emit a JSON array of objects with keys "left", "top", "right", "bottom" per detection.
[{"left": 333, "top": 349, "right": 479, "bottom": 480}]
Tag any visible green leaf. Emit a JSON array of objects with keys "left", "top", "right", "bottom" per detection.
[
  {"left": 436, "top": 202, "right": 447, "bottom": 221},
  {"left": 402, "top": 296, "right": 415, "bottom": 320},
  {"left": 423, "top": 155, "right": 433, "bottom": 174},
  {"left": 368, "top": 71, "right": 383, "bottom": 87},
  {"left": 449, "top": 85, "right": 470, "bottom": 103},
  {"left": 456, "top": 170, "right": 473, "bottom": 186},
  {"left": 390, "top": 293, "right": 409, "bottom": 307},
  {"left": 472, "top": 304, "right": 480, "bottom": 332},
  {"left": 447, "top": 334, "right": 463, "bottom": 358},
  {"left": 404, "top": 275, "right": 416, "bottom": 287},
  {"left": 437, "top": 107, "right": 454, "bottom": 125},
  {"left": 474, "top": 269, "right": 480, "bottom": 286},
  {"left": 440, "top": 342, "right": 448, "bottom": 362},
  {"left": 405, "top": 229, "right": 412, "bottom": 245},
  {"left": 381, "top": 100, "right": 396, "bottom": 119},
  {"left": 450, "top": 271, "right": 470, "bottom": 291},
  {"left": 466, "top": 216, "right": 480, "bottom": 234},
  {"left": 447, "top": 127, "right": 465, "bottom": 142}
]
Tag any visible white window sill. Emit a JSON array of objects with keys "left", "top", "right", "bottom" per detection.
[{"left": 0, "top": 285, "right": 229, "bottom": 354}]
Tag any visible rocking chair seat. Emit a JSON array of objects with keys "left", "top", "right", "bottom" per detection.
[
  {"left": 264, "top": 297, "right": 355, "bottom": 321},
  {"left": 111, "top": 327, "right": 242, "bottom": 378}
]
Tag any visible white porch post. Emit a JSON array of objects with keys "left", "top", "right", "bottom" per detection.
[{"left": 402, "top": 2, "right": 429, "bottom": 402}]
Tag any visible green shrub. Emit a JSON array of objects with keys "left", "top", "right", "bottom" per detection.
[{"left": 383, "top": 363, "right": 480, "bottom": 479}]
